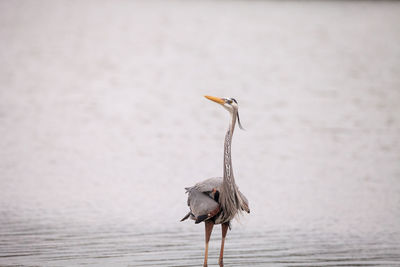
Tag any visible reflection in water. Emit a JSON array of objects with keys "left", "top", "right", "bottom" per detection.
[{"left": 1, "top": 218, "right": 399, "bottom": 266}]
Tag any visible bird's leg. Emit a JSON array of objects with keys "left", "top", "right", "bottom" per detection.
[
  {"left": 203, "top": 220, "right": 214, "bottom": 267},
  {"left": 218, "top": 222, "right": 229, "bottom": 267}
]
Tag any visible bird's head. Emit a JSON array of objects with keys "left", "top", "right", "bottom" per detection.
[{"left": 204, "top": 95, "right": 245, "bottom": 130}]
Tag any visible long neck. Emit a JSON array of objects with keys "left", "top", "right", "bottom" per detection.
[
  {"left": 219, "top": 110, "right": 241, "bottom": 221},
  {"left": 223, "top": 110, "right": 237, "bottom": 187}
]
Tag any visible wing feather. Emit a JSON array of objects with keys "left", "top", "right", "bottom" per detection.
[
  {"left": 189, "top": 177, "right": 223, "bottom": 193},
  {"left": 182, "top": 177, "right": 250, "bottom": 222},
  {"left": 187, "top": 188, "right": 219, "bottom": 222}
]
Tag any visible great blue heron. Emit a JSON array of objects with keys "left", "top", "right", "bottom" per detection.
[{"left": 181, "top": 95, "right": 250, "bottom": 267}]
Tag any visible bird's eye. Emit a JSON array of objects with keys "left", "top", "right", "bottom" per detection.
[{"left": 226, "top": 99, "right": 232, "bottom": 104}]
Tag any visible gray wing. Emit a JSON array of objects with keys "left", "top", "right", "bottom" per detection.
[
  {"left": 187, "top": 177, "right": 223, "bottom": 193},
  {"left": 181, "top": 177, "right": 249, "bottom": 222},
  {"left": 186, "top": 188, "right": 219, "bottom": 223},
  {"left": 191, "top": 177, "right": 249, "bottom": 213}
]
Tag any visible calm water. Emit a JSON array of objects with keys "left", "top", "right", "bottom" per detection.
[
  {"left": 1, "top": 219, "right": 400, "bottom": 266},
  {"left": 1, "top": 0, "right": 400, "bottom": 266},
  {"left": 1, "top": 217, "right": 400, "bottom": 266}
]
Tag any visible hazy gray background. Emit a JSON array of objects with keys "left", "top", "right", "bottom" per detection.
[{"left": 1, "top": 1, "right": 400, "bottom": 266}]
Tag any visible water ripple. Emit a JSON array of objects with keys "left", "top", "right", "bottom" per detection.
[{"left": 1, "top": 220, "right": 399, "bottom": 267}]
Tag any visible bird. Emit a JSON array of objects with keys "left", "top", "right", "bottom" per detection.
[{"left": 181, "top": 95, "right": 250, "bottom": 267}]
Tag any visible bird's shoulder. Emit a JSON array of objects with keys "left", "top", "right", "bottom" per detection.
[{"left": 188, "top": 177, "right": 223, "bottom": 193}]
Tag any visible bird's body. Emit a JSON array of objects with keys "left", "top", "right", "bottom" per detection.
[
  {"left": 183, "top": 177, "right": 249, "bottom": 224},
  {"left": 181, "top": 95, "right": 250, "bottom": 267}
]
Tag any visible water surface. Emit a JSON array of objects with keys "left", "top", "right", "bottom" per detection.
[{"left": 1, "top": 0, "right": 400, "bottom": 266}]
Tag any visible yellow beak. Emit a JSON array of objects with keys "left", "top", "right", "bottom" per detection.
[{"left": 204, "top": 95, "right": 225, "bottom": 105}]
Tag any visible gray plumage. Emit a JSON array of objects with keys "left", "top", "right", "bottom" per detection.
[
  {"left": 190, "top": 177, "right": 222, "bottom": 193},
  {"left": 181, "top": 95, "right": 250, "bottom": 267},
  {"left": 183, "top": 187, "right": 219, "bottom": 223},
  {"left": 181, "top": 97, "right": 250, "bottom": 226},
  {"left": 183, "top": 177, "right": 250, "bottom": 224}
]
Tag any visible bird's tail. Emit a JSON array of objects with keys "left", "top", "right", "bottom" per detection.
[{"left": 180, "top": 212, "right": 191, "bottom": 222}]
